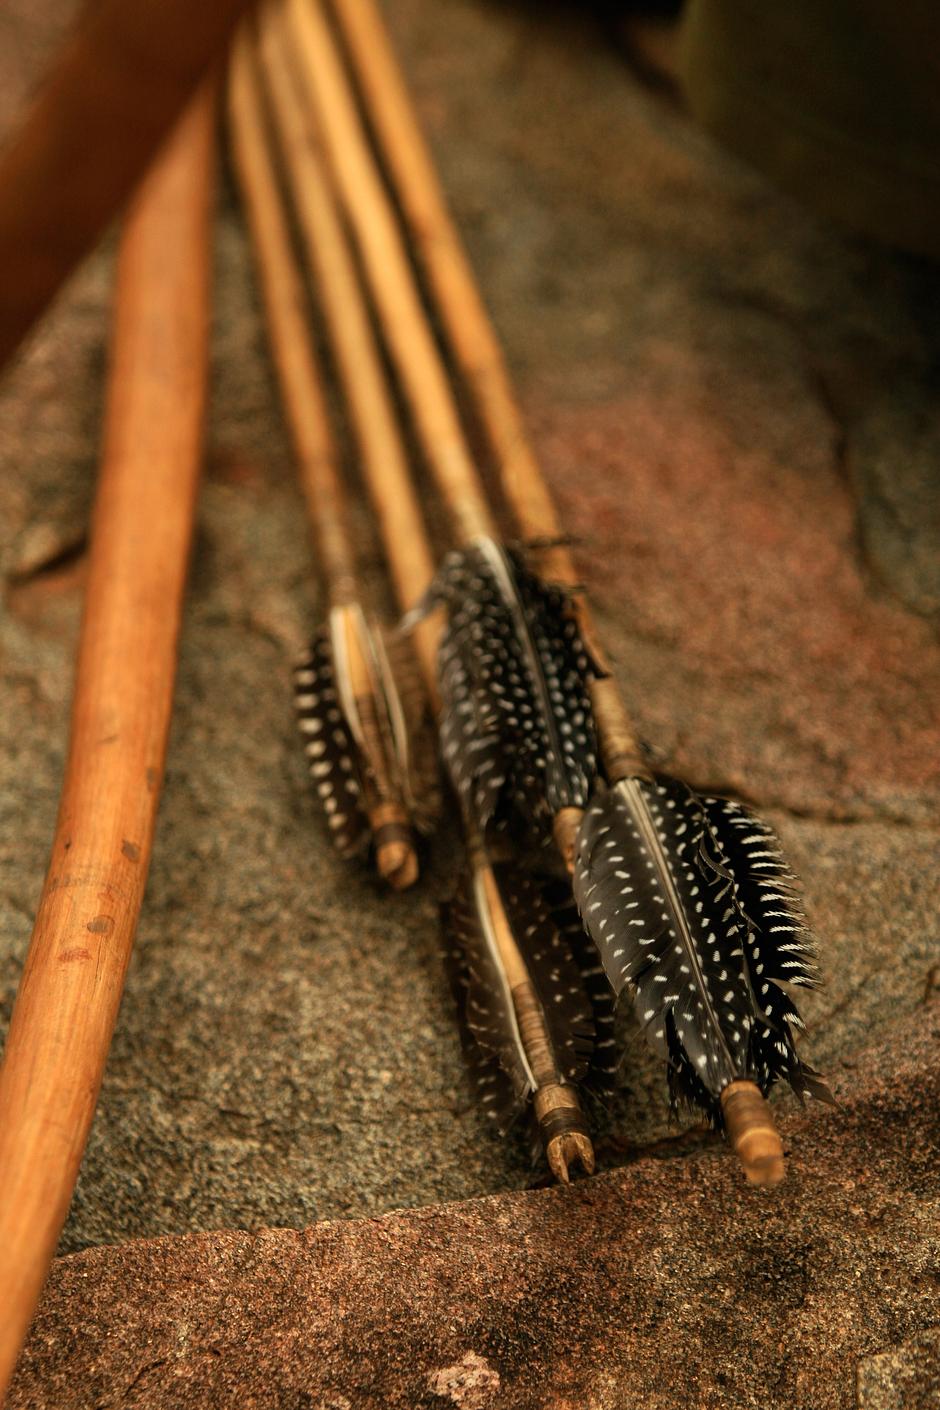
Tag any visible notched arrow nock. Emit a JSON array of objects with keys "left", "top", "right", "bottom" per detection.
[{"left": 534, "top": 1084, "right": 596, "bottom": 1184}]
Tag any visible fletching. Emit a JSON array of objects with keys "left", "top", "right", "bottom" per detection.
[
  {"left": 438, "top": 623, "right": 506, "bottom": 832},
  {"left": 414, "top": 536, "right": 599, "bottom": 842},
  {"left": 573, "top": 774, "right": 830, "bottom": 1123},
  {"left": 541, "top": 879, "right": 621, "bottom": 1100},
  {"left": 498, "top": 865, "right": 597, "bottom": 1077},
  {"left": 441, "top": 874, "right": 530, "bottom": 1134},
  {"left": 702, "top": 795, "right": 830, "bottom": 1102},
  {"left": 293, "top": 605, "right": 438, "bottom": 880},
  {"left": 293, "top": 629, "right": 368, "bottom": 858},
  {"left": 425, "top": 540, "right": 612, "bottom": 1177},
  {"left": 441, "top": 862, "right": 605, "bottom": 1138}
]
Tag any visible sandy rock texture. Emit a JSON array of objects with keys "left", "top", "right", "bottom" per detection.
[
  {"left": 1, "top": 0, "right": 938, "bottom": 1405},
  {"left": 8, "top": 1011, "right": 940, "bottom": 1410}
]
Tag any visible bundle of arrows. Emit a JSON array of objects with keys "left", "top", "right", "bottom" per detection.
[{"left": 229, "top": 0, "right": 832, "bottom": 1189}]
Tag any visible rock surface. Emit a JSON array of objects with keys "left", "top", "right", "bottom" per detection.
[
  {"left": 9, "top": 1010, "right": 940, "bottom": 1410},
  {"left": 1, "top": 0, "right": 938, "bottom": 1404}
]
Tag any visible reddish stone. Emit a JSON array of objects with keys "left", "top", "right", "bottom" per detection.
[
  {"left": 536, "top": 391, "right": 940, "bottom": 822},
  {"left": 9, "top": 1007, "right": 940, "bottom": 1410}
]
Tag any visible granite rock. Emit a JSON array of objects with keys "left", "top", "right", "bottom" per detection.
[{"left": 9, "top": 1008, "right": 940, "bottom": 1410}]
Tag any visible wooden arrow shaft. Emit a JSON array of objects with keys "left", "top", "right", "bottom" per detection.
[
  {"left": 283, "top": 0, "right": 495, "bottom": 549},
  {"left": 251, "top": 13, "right": 439, "bottom": 688},
  {"left": 228, "top": 29, "right": 357, "bottom": 604},
  {"left": 476, "top": 863, "right": 594, "bottom": 1182},
  {"left": 328, "top": 0, "right": 567, "bottom": 571},
  {"left": 231, "top": 32, "right": 423, "bottom": 892},
  {"left": 327, "top": 0, "right": 644, "bottom": 779}
]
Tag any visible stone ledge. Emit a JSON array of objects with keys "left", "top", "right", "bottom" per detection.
[{"left": 10, "top": 1006, "right": 940, "bottom": 1410}]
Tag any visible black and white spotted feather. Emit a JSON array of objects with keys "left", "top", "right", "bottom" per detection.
[
  {"left": 540, "top": 879, "right": 621, "bottom": 1099},
  {"left": 573, "top": 774, "right": 830, "bottom": 1123},
  {"left": 437, "top": 620, "right": 507, "bottom": 832},
  {"left": 412, "top": 536, "right": 599, "bottom": 840},
  {"left": 441, "top": 863, "right": 601, "bottom": 1134},
  {"left": 293, "top": 606, "right": 438, "bottom": 858},
  {"left": 294, "top": 628, "right": 368, "bottom": 858},
  {"left": 701, "top": 795, "right": 830, "bottom": 1102}
]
